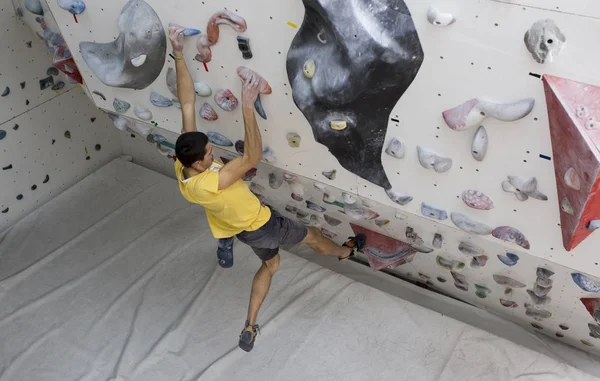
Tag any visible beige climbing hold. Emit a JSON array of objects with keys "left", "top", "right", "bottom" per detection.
[
  {"left": 330, "top": 120, "right": 347, "bottom": 131},
  {"left": 287, "top": 133, "right": 301, "bottom": 147},
  {"left": 303, "top": 59, "right": 316, "bottom": 79}
]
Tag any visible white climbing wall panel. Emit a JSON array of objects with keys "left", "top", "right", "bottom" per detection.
[
  {"left": 44, "top": 0, "right": 600, "bottom": 354},
  {"left": 0, "top": 5, "right": 121, "bottom": 231}
]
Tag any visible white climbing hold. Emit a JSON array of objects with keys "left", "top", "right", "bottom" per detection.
[
  {"left": 502, "top": 176, "right": 547, "bottom": 202},
  {"left": 194, "top": 82, "right": 212, "bottom": 97},
  {"left": 417, "top": 146, "right": 452, "bottom": 173},
  {"left": 385, "top": 137, "right": 405, "bottom": 159},
  {"left": 427, "top": 6, "right": 455, "bottom": 27},
  {"left": 471, "top": 126, "right": 488, "bottom": 162},
  {"left": 524, "top": 19, "right": 566, "bottom": 64},
  {"left": 443, "top": 98, "right": 535, "bottom": 131},
  {"left": 313, "top": 182, "right": 327, "bottom": 192},
  {"left": 386, "top": 189, "right": 413, "bottom": 206},
  {"left": 342, "top": 192, "right": 357, "bottom": 205},
  {"left": 133, "top": 106, "right": 153, "bottom": 121},
  {"left": 561, "top": 197, "right": 574, "bottom": 215},
  {"left": 303, "top": 59, "right": 316, "bottom": 79},
  {"left": 588, "top": 220, "right": 600, "bottom": 230},
  {"left": 451, "top": 213, "right": 493, "bottom": 235},
  {"left": 131, "top": 54, "right": 147, "bottom": 67},
  {"left": 564, "top": 168, "right": 581, "bottom": 190}
]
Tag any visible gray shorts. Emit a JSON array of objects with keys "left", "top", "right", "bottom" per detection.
[{"left": 236, "top": 209, "right": 308, "bottom": 261}]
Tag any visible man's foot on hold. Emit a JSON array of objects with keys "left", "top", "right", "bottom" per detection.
[
  {"left": 239, "top": 320, "right": 260, "bottom": 352},
  {"left": 339, "top": 233, "right": 367, "bottom": 261}
]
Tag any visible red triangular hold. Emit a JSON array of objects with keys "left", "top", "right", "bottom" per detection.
[{"left": 543, "top": 75, "right": 600, "bottom": 251}]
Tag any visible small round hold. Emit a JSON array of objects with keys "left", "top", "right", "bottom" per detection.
[
  {"left": 303, "top": 59, "right": 316, "bottom": 79},
  {"left": 95, "top": 144, "right": 102, "bottom": 151},
  {"left": 330, "top": 120, "right": 347, "bottom": 130},
  {"left": 585, "top": 117, "right": 599, "bottom": 130},
  {"left": 16, "top": 194, "right": 23, "bottom": 200},
  {"left": 287, "top": 133, "right": 301, "bottom": 148},
  {"left": 31, "top": 184, "right": 37, "bottom": 190},
  {"left": 576, "top": 106, "right": 589, "bottom": 119},
  {"left": 47, "top": 67, "right": 60, "bottom": 76},
  {"left": 64, "top": 131, "right": 71, "bottom": 139},
  {"left": 86, "top": 156, "right": 91, "bottom": 160}
]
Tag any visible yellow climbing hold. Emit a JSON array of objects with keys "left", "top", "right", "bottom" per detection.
[
  {"left": 330, "top": 120, "right": 347, "bottom": 130},
  {"left": 303, "top": 59, "right": 316, "bottom": 79},
  {"left": 287, "top": 21, "right": 298, "bottom": 28},
  {"left": 287, "top": 133, "right": 301, "bottom": 148}
]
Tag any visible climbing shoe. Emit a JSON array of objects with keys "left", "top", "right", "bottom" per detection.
[
  {"left": 217, "top": 237, "right": 234, "bottom": 268},
  {"left": 239, "top": 320, "right": 260, "bottom": 352},
  {"left": 339, "top": 233, "right": 367, "bottom": 261}
]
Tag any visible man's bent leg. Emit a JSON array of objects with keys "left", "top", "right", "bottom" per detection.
[
  {"left": 247, "top": 253, "right": 279, "bottom": 325},
  {"left": 301, "top": 227, "right": 366, "bottom": 260}
]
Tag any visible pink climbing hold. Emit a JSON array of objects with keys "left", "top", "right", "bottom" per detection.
[
  {"left": 214, "top": 89, "right": 239, "bottom": 111},
  {"left": 236, "top": 67, "right": 272, "bottom": 94},
  {"left": 196, "top": 10, "right": 247, "bottom": 63},
  {"left": 443, "top": 98, "right": 479, "bottom": 131},
  {"left": 199, "top": 102, "right": 218, "bottom": 121},
  {"left": 492, "top": 226, "right": 531, "bottom": 250},
  {"left": 462, "top": 190, "right": 494, "bottom": 210}
]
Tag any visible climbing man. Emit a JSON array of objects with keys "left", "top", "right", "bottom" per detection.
[{"left": 168, "top": 25, "right": 366, "bottom": 352}]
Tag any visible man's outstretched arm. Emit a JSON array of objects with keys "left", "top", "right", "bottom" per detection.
[
  {"left": 218, "top": 74, "right": 262, "bottom": 190},
  {"left": 169, "top": 25, "right": 196, "bottom": 133}
]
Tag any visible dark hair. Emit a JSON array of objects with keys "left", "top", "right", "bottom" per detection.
[{"left": 176, "top": 132, "right": 209, "bottom": 167}]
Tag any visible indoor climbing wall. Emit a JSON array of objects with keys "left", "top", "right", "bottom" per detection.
[
  {"left": 43, "top": 0, "right": 600, "bottom": 354},
  {"left": 0, "top": 3, "right": 121, "bottom": 231}
]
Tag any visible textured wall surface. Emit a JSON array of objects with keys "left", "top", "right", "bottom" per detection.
[
  {"left": 39, "top": 0, "right": 600, "bottom": 356},
  {"left": 0, "top": 4, "right": 121, "bottom": 231}
]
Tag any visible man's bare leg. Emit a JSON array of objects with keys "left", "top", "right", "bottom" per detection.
[
  {"left": 246, "top": 254, "right": 279, "bottom": 326},
  {"left": 302, "top": 227, "right": 354, "bottom": 258}
]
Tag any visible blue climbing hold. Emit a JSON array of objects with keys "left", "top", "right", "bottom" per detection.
[
  {"left": 150, "top": 92, "right": 173, "bottom": 107},
  {"left": 207, "top": 131, "right": 233, "bottom": 147},
  {"left": 57, "top": 0, "right": 86, "bottom": 15},
  {"left": 254, "top": 95, "right": 267, "bottom": 120},
  {"left": 25, "top": 0, "right": 44, "bottom": 15},
  {"left": 0, "top": 130, "right": 6, "bottom": 140},
  {"left": 572, "top": 272, "right": 600, "bottom": 293},
  {"left": 497, "top": 253, "right": 519, "bottom": 267},
  {"left": 1, "top": 87, "right": 10, "bottom": 97},
  {"left": 183, "top": 28, "right": 201, "bottom": 36}
]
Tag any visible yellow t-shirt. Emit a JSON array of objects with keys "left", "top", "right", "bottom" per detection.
[{"left": 174, "top": 159, "right": 271, "bottom": 238}]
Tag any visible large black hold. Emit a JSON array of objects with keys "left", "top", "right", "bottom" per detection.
[{"left": 286, "top": 0, "right": 423, "bottom": 189}]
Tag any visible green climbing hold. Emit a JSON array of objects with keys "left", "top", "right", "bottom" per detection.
[{"left": 113, "top": 98, "right": 131, "bottom": 113}]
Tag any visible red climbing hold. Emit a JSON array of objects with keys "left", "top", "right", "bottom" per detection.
[{"left": 543, "top": 75, "right": 600, "bottom": 251}]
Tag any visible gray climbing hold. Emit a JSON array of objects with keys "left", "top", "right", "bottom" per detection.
[
  {"left": 533, "top": 282, "right": 552, "bottom": 298},
  {"left": 150, "top": 92, "right": 173, "bottom": 107},
  {"left": 588, "top": 220, "right": 600, "bottom": 230},
  {"left": 254, "top": 95, "right": 267, "bottom": 120},
  {"left": 444, "top": 98, "right": 535, "bottom": 131},
  {"left": 47, "top": 67, "right": 59, "bottom": 76},
  {"left": 462, "top": 190, "right": 494, "bottom": 210},
  {"left": 525, "top": 306, "right": 552, "bottom": 321},
  {"left": 500, "top": 299, "right": 518, "bottom": 308},
  {"left": 417, "top": 146, "right": 452, "bottom": 173},
  {"left": 113, "top": 98, "right": 131, "bottom": 113},
  {"left": 493, "top": 274, "right": 526, "bottom": 288},
  {"left": 79, "top": 0, "right": 166, "bottom": 90},
  {"left": 237, "top": 36, "right": 252, "bottom": 59},
  {"left": 166, "top": 67, "right": 177, "bottom": 97},
  {"left": 306, "top": 200, "right": 326, "bottom": 213},
  {"left": 51, "top": 81, "right": 65, "bottom": 91},
  {"left": 436, "top": 256, "right": 464, "bottom": 271},
  {"left": 537, "top": 267, "right": 554, "bottom": 280},
  {"left": 386, "top": 189, "right": 413, "bottom": 206},
  {"left": 471, "top": 126, "right": 488, "bottom": 161},
  {"left": 25, "top": 0, "right": 43, "bottom": 15},
  {"left": 385, "top": 137, "right": 405, "bottom": 159},
  {"left": 502, "top": 176, "right": 548, "bottom": 201},
  {"left": 492, "top": 226, "right": 531, "bottom": 250},
  {"left": 527, "top": 290, "right": 550, "bottom": 306},
  {"left": 421, "top": 202, "right": 448, "bottom": 220},
  {"left": 207, "top": 132, "right": 233, "bottom": 147},
  {"left": 324, "top": 214, "right": 342, "bottom": 226},
  {"left": 262, "top": 147, "right": 276, "bottom": 163},
  {"left": 269, "top": 172, "right": 283, "bottom": 189},
  {"left": 451, "top": 271, "right": 469, "bottom": 291},
  {"left": 561, "top": 197, "right": 574, "bottom": 215},
  {"left": 451, "top": 213, "right": 493, "bottom": 235},
  {"left": 133, "top": 105, "right": 152, "bottom": 121},
  {"left": 249, "top": 182, "right": 265, "bottom": 196},
  {"left": 322, "top": 170, "right": 336, "bottom": 180},
  {"left": 524, "top": 19, "right": 566, "bottom": 64},
  {"left": 432, "top": 233, "right": 443, "bottom": 249},
  {"left": 458, "top": 241, "right": 485, "bottom": 257}
]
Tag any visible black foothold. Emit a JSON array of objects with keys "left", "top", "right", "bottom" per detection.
[
  {"left": 1, "top": 207, "right": 8, "bottom": 213},
  {"left": 64, "top": 131, "right": 71, "bottom": 139},
  {"left": 2, "top": 164, "right": 13, "bottom": 170},
  {"left": 43, "top": 174, "right": 49, "bottom": 183},
  {"left": 90, "top": 117, "right": 96, "bottom": 122},
  {"left": 237, "top": 37, "right": 253, "bottom": 59},
  {"left": 20, "top": 82, "right": 26, "bottom": 89},
  {"left": 13, "top": 124, "right": 18, "bottom": 130},
  {"left": 1, "top": 87, "right": 10, "bottom": 97},
  {"left": 92, "top": 91, "right": 106, "bottom": 101},
  {"left": 39, "top": 76, "right": 54, "bottom": 90},
  {"left": 31, "top": 184, "right": 37, "bottom": 190},
  {"left": 25, "top": 99, "right": 29, "bottom": 105},
  {"left": 16, "top": 194, "right": 23, "bottom": 200},
  {"left": 51, "top": 139, "right": 56, "bottom": 145},
  {"left": 86, "top": 156, "right": 91, "bottom": 160},
  {"left": 25, "top": 41, "right": 32, "bottom": 48},
  {"left": 95, "top": 144, "right": 101, "bottom": 151}
]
